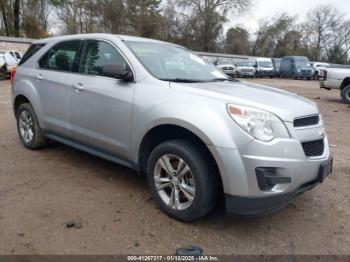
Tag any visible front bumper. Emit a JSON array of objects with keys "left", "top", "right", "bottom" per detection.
[
  {"left": 294, "top": 73, "right": 313, "bottom": 78},
  {"left": 256, "top": 70, "right": 274, "bottom": 76},
  {"left": 225, "top": 156, "right": 332, "bottom": 216},
  {"left": 238, "top": 71, "right": 255, "bottom": 76},
  {"left": 208, "top": 122, "right": 332, "bottom": 216}
]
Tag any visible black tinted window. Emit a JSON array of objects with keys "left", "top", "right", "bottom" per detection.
[
  {"left": 18, "top": 43, "right": 45, "bottom": 66},
  {"left": 80, "top": 40, "right": 127, "bottom": 76},
  {"left": 39, "top": 40, "right": 81, "bottom": 72}
]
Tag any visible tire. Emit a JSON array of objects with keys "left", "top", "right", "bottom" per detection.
[
  {"left": 314, "top": 72, "right": 319, "bottom": 80},
  {"left": 146, "top": 139, "right": 219, "bottom": 222},
  {"left": 16, "top": 103, "right": 48, "bottom": 149},
  {"left": 341, "top": 85, "right": 350, "bottom": 104},
  {"left": 0, "top": 70, "right": 6, "bottom": 80}
]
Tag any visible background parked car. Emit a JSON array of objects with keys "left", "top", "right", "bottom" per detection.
[
  {"left": 0, "top": 56, "right": 7, "bottom": 80},
  {"left": 253, "top": 58, "right": 274, "bottom": 78},
  {"left": 0, "top": 50, "right": 18, "bottom": 73},
  {"left": 215, "top": 59, "right": 236, "bottom": 77},
  {"left": 312, "top": 62, "right": 330, "bottom": 80},
  {"left": 272, "top": 58, "right": 281, "bottom": 77},
  {"left": 280, "top": 56, "right": 314, "bottom": 80},
  {"left": 321, "top": 67, "right": 350, "bottom": 103},
  {"left": 235, "top": 61, "right": 255, "bottom": 77}
]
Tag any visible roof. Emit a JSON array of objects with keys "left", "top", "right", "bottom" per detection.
[{"left": 33, "top": 33, "right": 181, "bottom": 47}]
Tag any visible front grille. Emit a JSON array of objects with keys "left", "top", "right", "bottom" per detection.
[
  {"left": 301, "top": 70, "right": 312, "bottom": 74},
  {"left": 294, "top": 115, "right": 319, "bottom": 127},
  {"left": 302, "top": 139, "right": 324, "bottom": 157}
]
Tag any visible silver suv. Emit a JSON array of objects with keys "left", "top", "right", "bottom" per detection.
[{"left": 12, "top": 34, "right": 333, "bottom": 222}]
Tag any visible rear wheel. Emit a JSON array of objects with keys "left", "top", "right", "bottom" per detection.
[
  {"left": 341, "top": 85, "right": 350, "bottom": 104},
  {"left": 146, "top": 139, "right": 219, "bottom": 222},
  {"left": 16, "top": 103, "right": 48, "bottom": 149}
]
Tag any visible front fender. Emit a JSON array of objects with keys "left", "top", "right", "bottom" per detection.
[{"left": 130, "top": 90, "right": 253, "bottom": 164}]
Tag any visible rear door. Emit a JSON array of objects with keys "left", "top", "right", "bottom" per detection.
[
  {"left": 69, "top": 39, "right": 135, "bottom": 159},
  {"left": 36, "top": 40, "right": 83, "bottom": 139}
]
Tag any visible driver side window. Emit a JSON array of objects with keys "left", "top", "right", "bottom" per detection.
[{"left": 79, "top": 40, "right": 127, "bottom": 77}]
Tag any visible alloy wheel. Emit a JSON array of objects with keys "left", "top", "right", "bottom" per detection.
[
  {"left": 153, "top": 154, "right": 195, "bottom": 210},
  {"left": 19, "top": 110, "right": 34, "bottom": 143}
]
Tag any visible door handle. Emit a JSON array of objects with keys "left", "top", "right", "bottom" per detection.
[
  {"left": 73, "top": 83, "right": 85, "bottom": 92},
  {"left": 35, "top": 74, "right": 43, "bottom": 80}
]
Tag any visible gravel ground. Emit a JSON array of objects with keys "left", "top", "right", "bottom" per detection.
[{"left": 0, "top": 78, "right": 349, "bottom": 255}]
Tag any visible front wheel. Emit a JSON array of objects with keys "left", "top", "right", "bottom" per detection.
[
  {"left": 341, "top": 85, "right": 350, "bottom": 104},
  {"left": 146, "top": 140, "right": 219, "bottom": 222}
]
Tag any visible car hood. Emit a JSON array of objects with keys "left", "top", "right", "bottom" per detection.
[
  {"left": 259, "top": 67, "right": 273, "bottom": 71},
  {"left": 170, "top": 81, "right": 319, "bottom": 122},
  {"left": 237, "top": 66, "right": 255, "bottom": 70}
]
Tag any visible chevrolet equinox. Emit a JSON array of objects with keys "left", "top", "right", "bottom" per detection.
[{"left": 12, "top": 34, "right": 333, "bottom": 221}]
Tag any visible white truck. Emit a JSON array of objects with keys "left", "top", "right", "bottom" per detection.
[
  {"left": 320, "top": 68, "right": 350, "bottom": 103},
  {"left": 312, "top": 62, "right": 330, "bottom": 80}
]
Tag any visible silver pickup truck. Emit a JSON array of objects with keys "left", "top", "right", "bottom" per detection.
[{"left": 320, "top": 68, "right": 350, "bottom": 103}]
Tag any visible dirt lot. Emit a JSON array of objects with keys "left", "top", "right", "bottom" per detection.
[{"left": 0, "top": 78, "right": 349, "bottom": 255}]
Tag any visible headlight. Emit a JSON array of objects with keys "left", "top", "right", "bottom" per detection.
[
  {"left": 296, "top": 68, "right": 301, "bottom": 73},
  {"left": 227, "top": 104, "right": 290, "bottom": 142}
]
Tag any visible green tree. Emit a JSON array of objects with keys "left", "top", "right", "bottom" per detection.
[
  {"left": 225, "top": 26, "right": 250, "bottom": 55},
  {"left": 176, "top": 0, "right": 252, "bottom": 52}
]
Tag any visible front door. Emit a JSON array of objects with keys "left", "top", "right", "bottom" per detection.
[{"left": 69, "top": 39, "right": 135, "bottom": 160}]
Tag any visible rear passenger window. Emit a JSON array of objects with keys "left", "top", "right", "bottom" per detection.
[
  {"left": 18, "top": 43, "right": 46, "bottom": 66},
  {"left": 79, "top": 40, "right": 127, "bottom": 77},
  {"left": 39, "top": 40, "right": 81, "bottom": 72}
]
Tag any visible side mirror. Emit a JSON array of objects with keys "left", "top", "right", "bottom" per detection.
[{"left": 102, "top": 63, "right": 134, "bottom": 82}]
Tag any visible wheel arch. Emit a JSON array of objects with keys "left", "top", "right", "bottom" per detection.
[
  {"left": 137, "top": 124, "right": 224, "bottom": 201},
  {"left": 340, "top": 77, "right": 350, "bottom": 90},
  {"left": 12, "top": 79, "right": 45, "bottom": 127},
  {"left": 13, "top": 94, "right": 31, "bottom": 117}
]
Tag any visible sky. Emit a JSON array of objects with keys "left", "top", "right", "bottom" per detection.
[{"left": 229, "top": 0, "right": 350, "bottom": 34}]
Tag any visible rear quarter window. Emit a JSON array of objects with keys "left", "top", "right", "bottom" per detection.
[{"left": 18, "top": 43, "right": 46, "bottom": 66}]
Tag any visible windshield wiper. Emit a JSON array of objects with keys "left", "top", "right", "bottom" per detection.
[{"left": 159, "top": 78, "right": 203, "bottom": 83}]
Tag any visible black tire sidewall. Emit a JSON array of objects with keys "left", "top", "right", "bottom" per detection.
[
  {"left": 146, "top": 140, "right": 217, "bottom": 222},
  {"left": 341, "top": 86, "right": 350, "bottom": 104},
  {"left": 16, "top": 103, "right": 40, "bottom": 149}
]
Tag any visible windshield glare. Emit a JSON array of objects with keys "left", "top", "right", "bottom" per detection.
[
  {"left": 125, "top": 41, "right": 228, "bottom": 82},
  {"left": 258, "top": 61, "right": 273, "bottom": 67}
]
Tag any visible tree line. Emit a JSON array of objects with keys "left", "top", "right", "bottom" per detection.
[{"left": 0, "top": 0, "right": 349, "bottom": 64}]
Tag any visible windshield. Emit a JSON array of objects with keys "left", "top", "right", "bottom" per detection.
[
  {"left": 237, "top": 61, "right": 252, "bottom": 67},
  {"left": 258, "top": 61, "right": 273, "bottom": 67},
  {"left": 125, "top": 41, "right": 228, "bottom": 82},
  {"left": 217, "top": 60, "right": 233, "bottom": 65},
  {"left": 295, "top": 58, "right": 311, "bottom": 68}
]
